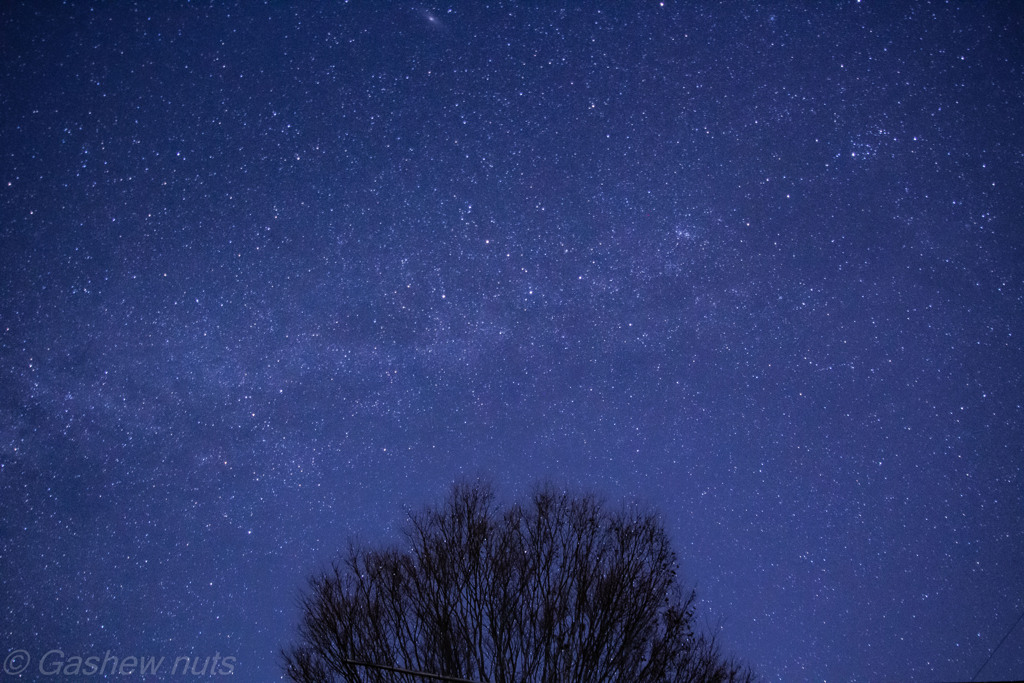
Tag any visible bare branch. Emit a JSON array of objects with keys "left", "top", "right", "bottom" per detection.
[{"left": 282, "top": 481, "right": 756, "bottom": 683}]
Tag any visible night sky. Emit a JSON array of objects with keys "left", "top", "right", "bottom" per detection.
[{"left": 2, "top": 2, "right": 1023, "bottom": 681}]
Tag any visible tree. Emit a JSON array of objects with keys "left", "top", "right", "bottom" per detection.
[{"left": 282, "top": 482, "right": 755, "bottom": 683}]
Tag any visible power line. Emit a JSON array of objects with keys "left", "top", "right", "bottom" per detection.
[
  {"left": 972, "top": 607, "right": 1024, "bottom": 682},
  {"left": 339, "top": 658, "right": 484, "bottom": 683}
]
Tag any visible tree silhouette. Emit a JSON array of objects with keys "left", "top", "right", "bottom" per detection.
[{"left": 283, "top": 482, "right": 755, "bottom": 683}]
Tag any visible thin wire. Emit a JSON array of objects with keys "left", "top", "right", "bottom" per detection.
[
  {"left": 339, "top": 658, "right": 484, "bottom": 683},
  {"left": 972, "top": 607, "right": 1024, "bottom": 682}
]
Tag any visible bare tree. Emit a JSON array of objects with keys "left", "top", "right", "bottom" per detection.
[{"left": 283, "top": 482, "right": 755, "bottom": 683}]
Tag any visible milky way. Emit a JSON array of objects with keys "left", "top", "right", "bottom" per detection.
[{"left": 2, "top": 3, "right": 1022, "bottom": 680}]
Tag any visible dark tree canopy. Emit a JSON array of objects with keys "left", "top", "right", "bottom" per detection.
[{"left": 283, "top": 483, "right": 755, "bottom": 683}]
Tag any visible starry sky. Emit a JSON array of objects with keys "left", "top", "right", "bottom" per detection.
[{"left": 2, "top": 2, "right": 1023, "bottom": 681}]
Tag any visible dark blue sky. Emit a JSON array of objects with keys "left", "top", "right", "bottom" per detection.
[{"left": 2, "top": 2, "right": 1023, "bottom": 681}]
